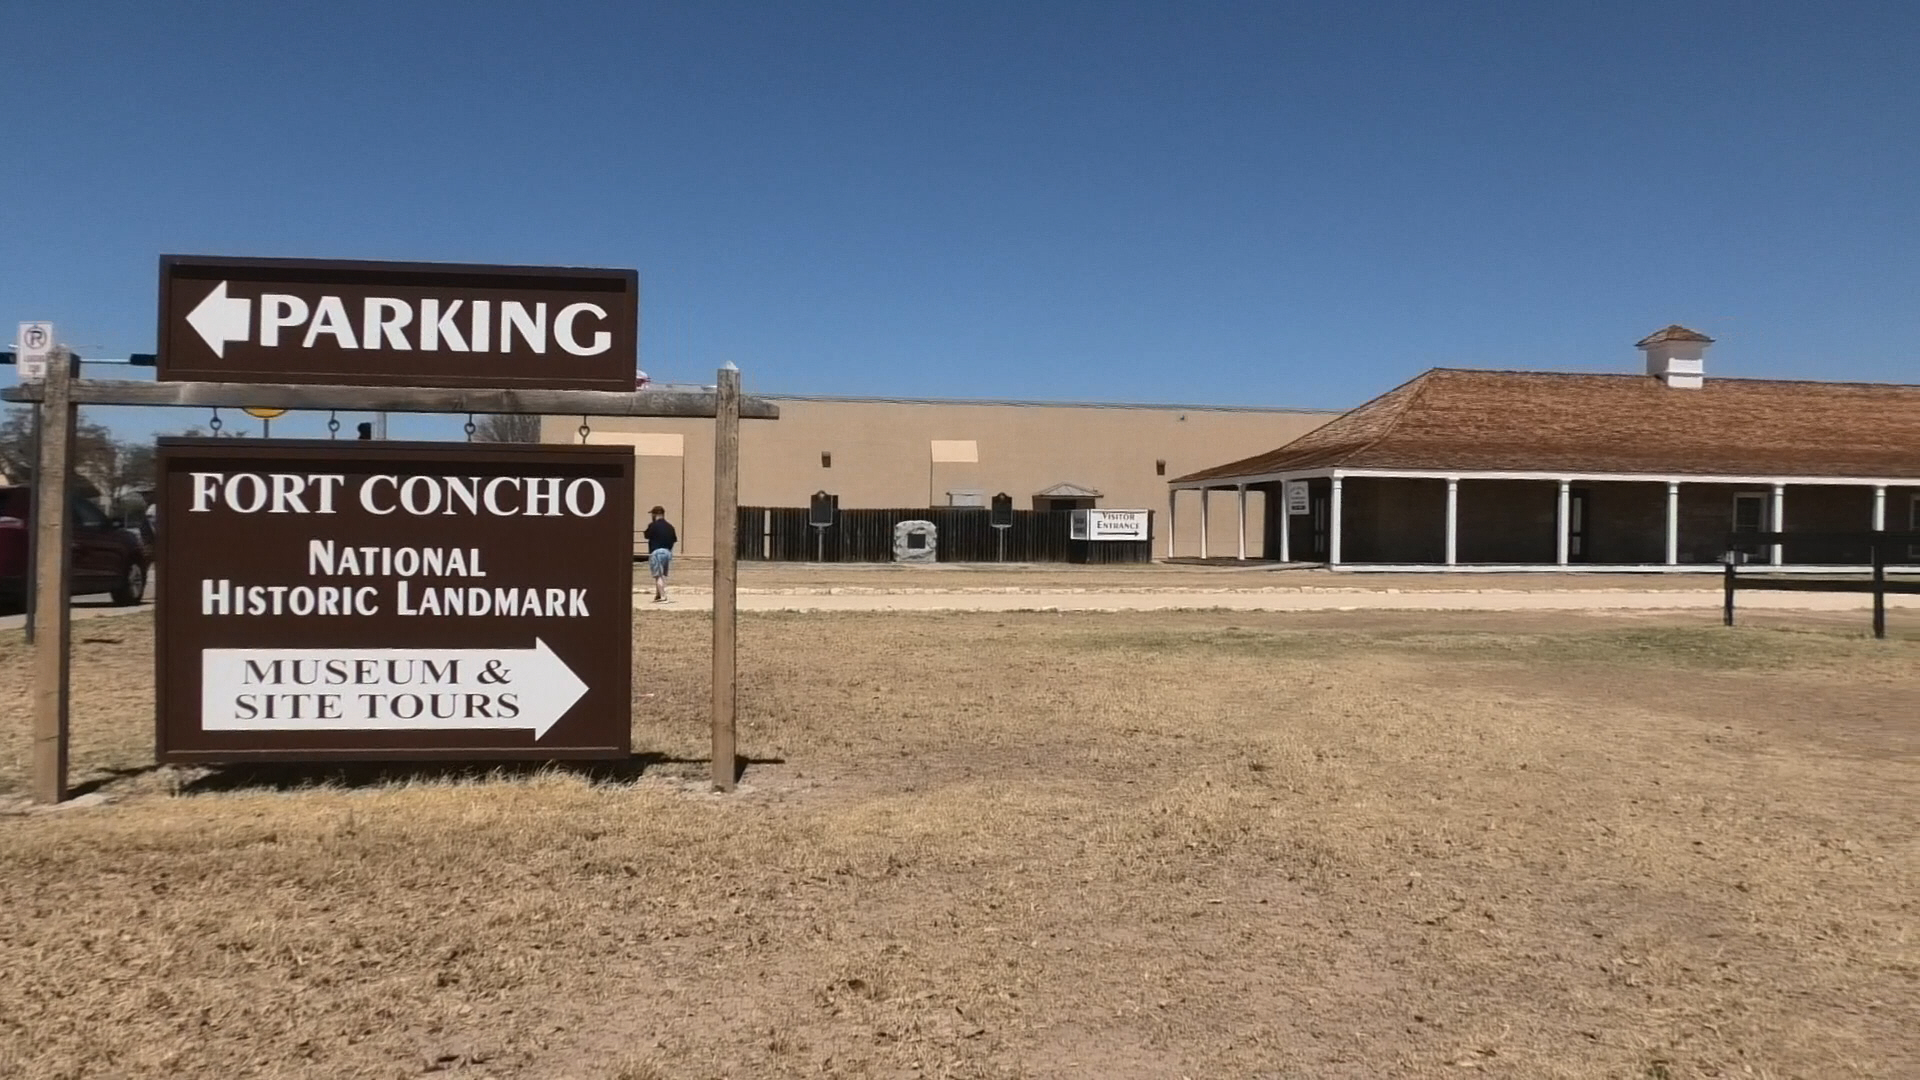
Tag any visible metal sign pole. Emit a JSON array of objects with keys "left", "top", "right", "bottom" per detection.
[
  {"left": 30, "top": 349, "right": 75, "bottom": 804},
  {"left": 23, "top": 403, "right": 40, "bottom": 644},
  {"left": 710, "top": 365, "right": 741, "bottom": 792}
]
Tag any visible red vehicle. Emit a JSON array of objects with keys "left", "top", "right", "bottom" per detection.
[{"left": 0, "top": 486, "right": 150, "bottom": 612}]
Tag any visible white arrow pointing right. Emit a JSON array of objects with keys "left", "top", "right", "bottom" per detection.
[
  {"left": 185, "top": 280, "right": 252, "bottom": 358},
  {"left": 200, "top": 638, "right": 588, "bottom": 739}
]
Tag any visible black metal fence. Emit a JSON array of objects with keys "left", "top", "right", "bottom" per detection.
[
  {"left": 738, "top": 507, "right": 1153, "bottom": 564},
  {"left": 1723, "top": 530, "right": 1920, "bottom": 639}
]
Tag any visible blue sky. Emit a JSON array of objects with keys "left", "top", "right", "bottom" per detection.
[{"left": 4, "top": 1, "right": 1917, "bottom": 441}]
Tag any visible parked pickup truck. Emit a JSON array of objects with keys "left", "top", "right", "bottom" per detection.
[{"left": 0, "top": 486, "right": 150, "bottom": 613}]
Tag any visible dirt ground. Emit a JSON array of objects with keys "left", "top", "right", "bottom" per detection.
[{"left": 1, "top": 609, "right": 1915, "bottom": 1079}]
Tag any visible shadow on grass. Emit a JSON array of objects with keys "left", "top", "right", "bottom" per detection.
[
  {"left": 177, "top": 753, "right": 786, "bottom": 795},
  {"left": 68, "top": 766, "right": 165, "bottom": 799},
  {"left": 1069, "top": 623, "right": 1917, "bottom": 667}
]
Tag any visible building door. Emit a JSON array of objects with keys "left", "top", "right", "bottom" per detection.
[
  {"left": 1909, "top": 495, "right": 1920, "bottom": 562},
  {"left": 1311, "top": 494, "right": 1329, "bottom": 557},
  {"left": 1567, "top": 490, "right": 1589, "bottom": 561},
  {"left": 1732, "top": 492, "right": 1768, "bottom": 561}
]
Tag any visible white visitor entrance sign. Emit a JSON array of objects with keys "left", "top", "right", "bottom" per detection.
[{"left": 1072, "top": 509, "right": 1151, "bottom": 540}]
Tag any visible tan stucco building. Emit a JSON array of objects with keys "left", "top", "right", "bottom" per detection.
[{"left": 544, "top": 393, "right": 1336, "bottom": 558}]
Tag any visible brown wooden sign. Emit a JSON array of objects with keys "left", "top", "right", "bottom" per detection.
[
  {"left": 154, "top": 439, "right": 634, "bottom": 762},
  {"left": 158, "top": 256, "right": 639, "bottom": 390}
]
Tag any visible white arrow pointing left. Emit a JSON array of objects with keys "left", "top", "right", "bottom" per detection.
[
  {"left": 200, "top": 638, "right": 588, "bottom": 739},
  {"left": 186, "top": 280, "right": 252, "bottom": 358}
]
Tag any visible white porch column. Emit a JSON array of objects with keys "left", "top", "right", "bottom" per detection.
[
  {"left": 1556, "top": 480, "right": 1571, "bottom": 566},
  {"left": 1444, "top": 478, "right": 1459, "bottom": 566},
  {"left": 1665, "top": 481, "right": 1680, "bottom": 566},
  {"left": 1329, "top": 476, "right": 1344, "bottom": 566},
  {"left": 1167, "top": 489, "right": 1178, "bottom": 559},
  {"left": 1873, "top": 484, "right": 1887, "bottom": 531},
  {"left": 1236, "top": 485, "right": 1248, "bottom": 560},
  {"left": 1278, "top": 497, "right": 1292, "bottom": 563},
  {"left": 1770, "top": 484, "right": 1785, "bottom": 565},
  {"left": 1199, "top": 488, "right": 1210, "bottom": 560}
]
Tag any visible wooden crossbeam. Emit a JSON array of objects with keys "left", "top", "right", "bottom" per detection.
[
  {"left": 1728, "top": 578, "right": 1920, "bottom": 594},
  {"left": 2, "top": 378, "right": 780, "bottom": 419}
]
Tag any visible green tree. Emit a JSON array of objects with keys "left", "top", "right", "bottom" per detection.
[
  {"left": 0, "top": 406, "right": 117, "bottom": 492},
  {"left": 0, "top": 407, "right": 32, "bottom": 482}
]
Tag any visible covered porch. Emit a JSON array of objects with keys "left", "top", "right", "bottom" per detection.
[{"left": 1166, "top": 471, "right": 1919, "bottom": 570}]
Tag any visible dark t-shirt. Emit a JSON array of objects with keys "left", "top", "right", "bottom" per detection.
[{"left": 643, "top": 519, "right": 677, "bottom": 553}]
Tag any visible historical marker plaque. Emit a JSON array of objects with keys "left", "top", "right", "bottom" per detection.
[
  {"left": 155, "top": 440, "right": 634, "bottom": 762},
  {"left": 158, "top": 256, "right": 640, "bottom": 390}
]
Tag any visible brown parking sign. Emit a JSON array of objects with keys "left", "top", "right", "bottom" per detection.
[
  {"left": 158, "top": 256, "right": 640, "bottom": 390},
  {"left": 155, "top": 440, "right": 634, "bottom": 762}
]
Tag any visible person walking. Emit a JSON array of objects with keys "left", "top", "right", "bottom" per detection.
[{"left": 643, "top": 505, "right": 677, "bottom": 603}]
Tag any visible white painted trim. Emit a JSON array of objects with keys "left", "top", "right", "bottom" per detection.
[
  {"left": 1316, "top": 468, "right": 1911, "bottom": 487},
  {"left": 1665, "top": 482, "right": 1680, "bottom": 566},
  {"left": 1872, "top": 485, "right": 1887, "bottom": 531},
  {"left": 1236, "top": 484, "right": 1247, "bottom": 561},
  {"left": 1329, "top": 476, "right": 1344, "bottom": 566},
  {"left": 1444, "top": 477, "right": 1459, "bottom": 566},
  {"left": 1168, "top": 468, "right": 1336, "bottom": 491},
  {"left": 1175, "top": 468, "right": 1918, "bottom": 493}
]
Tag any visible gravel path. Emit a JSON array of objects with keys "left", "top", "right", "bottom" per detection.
[{"left": 642, "top": 588, "right": 1918, "bottom": 613}]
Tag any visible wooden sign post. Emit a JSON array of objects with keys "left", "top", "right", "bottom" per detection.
[
  {"left": 7, "top": 370, "right": 777, "bottom": 805},
  {"left": 30, "top": 349, "right": 75, "bottom": 805},
  {"left": 711, "top": 365, "right": 741, "bottom": 791}
]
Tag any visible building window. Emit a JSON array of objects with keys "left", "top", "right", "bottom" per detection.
[
  {"left": 821, "top": 451, "right": 832, "bottom": 468},
  {"left": 1732, "top": 492, "right": 1768, "bottom": 561},
  {"left": 1155, "top": 459, "right": 1166, "bottom": 476},
  {"left": 930, "top": 440, "right": 979, "bottom": 463}
]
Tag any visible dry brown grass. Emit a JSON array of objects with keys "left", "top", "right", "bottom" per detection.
[{"left": 1, "top": 610, "right": 1916, "bottom": 1079}]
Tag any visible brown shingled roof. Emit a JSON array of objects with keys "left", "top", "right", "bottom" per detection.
[
  {"left": 1635, "top": 324, "right": 1715, "bottom": 346},
  {"left": 1172, "top": 369, "right": 1920, "bottom": 483}
]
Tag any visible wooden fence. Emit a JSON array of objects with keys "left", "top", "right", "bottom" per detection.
[
  {"left": 1723, "top": 531, "right": 1920, "bottom": 639},
  {"left": 737, "top": 507, "right": 1153, "bottom": 564}
]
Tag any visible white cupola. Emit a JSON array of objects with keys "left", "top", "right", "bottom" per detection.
[{"left": 1636, "top": 325, "right": 1713, "bottom": 389}]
